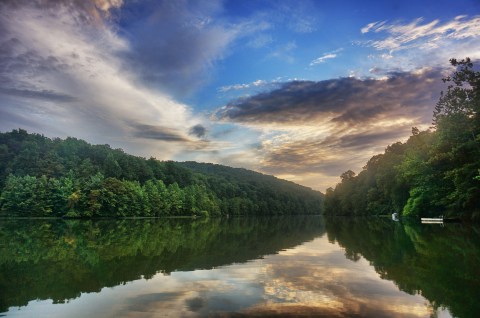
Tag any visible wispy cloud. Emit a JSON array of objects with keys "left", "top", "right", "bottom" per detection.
[
  {"left": 281, "top": 0, "right": 318, "bottom": 33},
  {"left": 218, "top": 80, "right": 266, "bottom": 92},
  {"left": 247, "top": 34, "right": 274, "bottom": 49},
  {"left": 310, "top": 54, "right": 337, "bottom": 65},
  {"left": 218, "top": 78, "right": 285, "bottom": 93},
  {"left": 362, "top": 16, "right": 480, "bottom": 52},
  {"left": 268, "top": 41, "right": 297, "bottom": 63},
  {"left": 361, "top": 21, "right": 386, "bottom": 34},
  {"left": 310, "top": 49, "right": 343, "bottom": 66},
  {"left": 0, "top": 0, "right": 216, "bottom": 160}
]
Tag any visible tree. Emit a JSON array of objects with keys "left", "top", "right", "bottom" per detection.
[
  {"left": 432, "top": 58, "right": 480, "bottom": 217},
  {"left": 434, "top": 58, "right": 479, "bottom": 136},
  {"left": 340, "top": 170, "right": 356, "bottom": 182},
  {"left": 324, "top": 58, "right": 480, "bottom": 219}
]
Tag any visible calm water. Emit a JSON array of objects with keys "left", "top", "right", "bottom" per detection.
[{"left": 0, "top": 216, "right": 479, "bottom": 317}]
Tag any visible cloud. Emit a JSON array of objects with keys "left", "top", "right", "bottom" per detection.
[
  {"left": 0, "top": 87, "right": 77, "bottom": 103},
  {"left": 362, "top": 16, "right": 480, "bottom": 52},
  {"left": 310, "top": 53, "right": 337, "bottom": 65},
  {"left": 218, "top": 79, "right": 280, "bottom": 93},
  {"left": 310, "top": 48, "right": 343, "bottom": 66},
  {"left": 118, "top": 0, "right": 238, "bottom": 97},
  {"left": 268, "top": 41, "right": 297, "bottom": 63},
  {"left": 361, "top": 21, "right": 387, "bottom": 34},
  {"left": 215, "top": 69, "right": 445, "bottom": 190},
  {"left": 0, "top": 0, "right": 212, "bottom": 161},
  {"left": 188, "top": 124, "right": 207, "bottom": 138},
  {"left": 0, "top": 0, "right": 123, "bottom": 25},
  {"left": 131, "top": 124, "right": 190, "bottom": 142},
  {"left": 247, "top": 34, "right": 273, "bottom": 49},
  {"left": 279, "top": 0, "right": 318, "bottom": 33},
  {"left": 360, "top": 16, "right": 480, "bottom": 71},
  {"left": 216, "top": 69, "right": 443, "bottom": 125}
]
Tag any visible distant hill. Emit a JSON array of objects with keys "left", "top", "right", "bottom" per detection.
[{"left": 0, "top": 129, "right": 323, "bottom": 217}]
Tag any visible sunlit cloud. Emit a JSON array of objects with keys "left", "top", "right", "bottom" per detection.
[
  {"left": 310, "top": 53, "right": 337, "bottom": 65},
  {"left": 219, "top": 80, "right": 268, "bottom": 93},
  {"left": 362, "top": 16, "right": 480, "bottom": 52},
  {"left": 0, "top": 0, "right": 235, "bottom": 161},
  {"left": 2, "top": 0, "right": 478, "bottom": 193},
  {"left": 215, "top": 69, "right": 445, "bottom": 190},
  {"left": 361, "top": 15, "right": 480, "bottom": 71},
  {"left": 310, "top": 49, "right": 343, "bottom": 66},
  {"left": 361, "top": 21, "right": 387, "bottom": 34}
]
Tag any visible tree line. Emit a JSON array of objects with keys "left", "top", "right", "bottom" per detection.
[
  {"left": 324, "top": 58, "right": 480, "bottom": 220},
  {"left": 0, "top": 129, "right": 323, "bottom": 217}
]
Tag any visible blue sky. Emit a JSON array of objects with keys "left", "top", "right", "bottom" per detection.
[{"left": 1, "top": 0, "right": 479, "bottom": 190}]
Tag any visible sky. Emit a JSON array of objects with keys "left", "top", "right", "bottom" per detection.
[{"left": 1, "top": 0, "right": 479, "bottom": 191}]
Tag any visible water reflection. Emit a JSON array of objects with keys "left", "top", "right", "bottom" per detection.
[
  {"left": 1, "top": 216, "right": 479, "bottom": 317},
  {"left": 325, "top": 217, "right": 480, "bottom": 318},
  {"left": 0, "top": 216, "right": 323, "bottom": 313}
]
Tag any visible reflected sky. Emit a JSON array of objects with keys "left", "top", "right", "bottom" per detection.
[{"left": 4, "top": 234, "right": 451, "bottom": 318}]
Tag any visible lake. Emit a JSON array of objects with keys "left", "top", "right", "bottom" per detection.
[{"left": 0, "top": 216, "right": 479, "bottom": 317}]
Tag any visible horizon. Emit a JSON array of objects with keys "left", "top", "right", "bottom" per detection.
[{"left": 1, "top": 0, "right": 479, "bottom": 191}]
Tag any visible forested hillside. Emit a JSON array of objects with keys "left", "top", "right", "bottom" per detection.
[
  {"left": 0, "top": 130, "right": 323, "bottom": 217},
  {"left": 324, "top": 58, "right": 480, "bottom": 220}
]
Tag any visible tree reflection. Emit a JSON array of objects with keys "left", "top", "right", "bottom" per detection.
[
  {"left": 0, "top": 216, "right": 324, "bottom": 312},
  {"left": 324, "top": 217, "right": 480, "bottom": 318}
]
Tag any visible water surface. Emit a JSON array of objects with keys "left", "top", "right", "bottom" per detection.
[{"left": 0, "top": 216, "right": 478, "bottom": 317}]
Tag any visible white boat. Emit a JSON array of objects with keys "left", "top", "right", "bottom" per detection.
[
  {"left": 421, "top": 217, "right": 443, "bottom": 224},
  {"left": 391, "top": 213, "right": 399, "bottom": 221}
]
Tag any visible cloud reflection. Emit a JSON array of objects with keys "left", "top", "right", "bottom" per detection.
[{"left": 109, "top": 236, "right": 435, "bottom": 318}]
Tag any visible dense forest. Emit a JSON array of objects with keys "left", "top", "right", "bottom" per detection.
[
  {"left": 0, "top": 130, "right": 323, "bottom": 217},
  {"left": 324, "top": 58, "right": 480, "bottom": 220}
]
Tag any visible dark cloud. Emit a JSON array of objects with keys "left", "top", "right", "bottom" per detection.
[
  {"left": 118, "top": 0, "right": 233, "bottom": 97},
  {"left": 334, "top": 130, "right": 408, "bottom": 150},
  {"left": 188, "top": 124, "right": 207, "bottom": 138},
  {"left": 0, "top": 87, "right": 76, "bottom": 102},
  {"left": 0, "top": 106, "right": 46, "bottom": 131},
  {"left": 131, "top": 123, "right": 190, "bottom": 142},
  {"left": 0, "top": 39, "right": 69, "bottom": 89},
  {"left": 216, "top": 69, "right": 445, "bottom": 125}
]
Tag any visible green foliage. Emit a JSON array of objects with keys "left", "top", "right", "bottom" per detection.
[
  {"left": 0, "top": 130, "right": 323, "bottom": 217},
  {"left": 179, "top": 161, "right": 323, "bottom": 216},
  {"left": 324, "top": 58, "right": 480, "bottom": 220}
]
